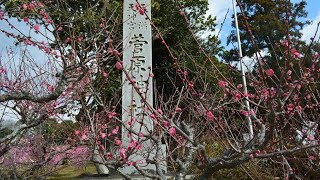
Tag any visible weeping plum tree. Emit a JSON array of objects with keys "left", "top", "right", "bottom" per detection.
[{"left": 1, "top": 0, "right": 320, "bottom": 180}]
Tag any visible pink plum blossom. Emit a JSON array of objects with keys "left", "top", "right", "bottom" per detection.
[
  {"left": 150, "top": 113, "right": 156, "bottom": 119},
  {"left": 75, "top": 130, "right": 80, "bottom": 135},
  {"left": 135, "top": 3, "right": 140, "bottom": 10},
  {"left": 138, "top": 132, "right": 144, "bottom": 137},
  {"left": 102, "top": 71, "right": 109, "bottom": 78},
  {"left": 233, "top": 92, "right": 241, "bottom": 101},
  {"left": 100, "top": 132, "right": 106, "bottom": 138},
  {"left": 291, "top": 48, "right": 301, "bottom": 58},
  {"left": 115, "top": 139, "right": 122, "bottom": 146},
  {"left": 112, "top": 126, "right": 119, "bottom": 135},
  {"left": 81, "top": 133, "right": 87, "bottom": 140},
  {"left": 135, "top": 142, "right": 142, "bottom": 150},
  {"left": 22, "top": 4, "right": 28, "bottom": 10},
  {"left": 23, "top": 16, "right": 29, "bottom": 22},
  {"left": 138, "top": 8, "right": 145, "bottom": 15},
  {"left": 287, "top": 104, "right": 294, "bottom": 112},
  {"left": 115, "top": 61, "right": 123, "bottom": 70},
  {"left": 47, "top": 85, "right": 54, "bottom": 92},
  {"left": 119, "top": 148, "right": 126, "bottom": 160},
  {"left": 34, "top": 24, "right": 40, "bottom": 33},
  {"left": 127, "top": 140, "right": 135, "bottom": 151},
  {"left": 169, "top": 127, "right": 176, "bottom": 136},
  {"left": 265, "top": 69, "right": 274, "bottom": 77},
  {"left": 29, "top": 3, "right": 35, "bottom": 10},
  {"left": 113, "top": 49, "right": 121, "bottom": 56},
  {"left": 157, "top": 109, "right": 163, "bottom": 115},
  {"left": 218, "top": 80, "right": 227, "bottom": 88},
  {"left": 106, "top": 152, "right": 112, "bottom": 159},
  {"left": 206, "top": 111, "right": 215, "bottom": 121},
  {"left": 25, "top": 38, "right": 32, "bottom": 45},
  {"left": 164, "top": 121, "right": 170, "bottom": 129}
]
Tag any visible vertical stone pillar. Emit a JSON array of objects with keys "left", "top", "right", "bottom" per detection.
[{"left": 122, "top": 0, "right": 165, "bottom": 175}]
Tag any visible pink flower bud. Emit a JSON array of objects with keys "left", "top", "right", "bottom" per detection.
[
  {"left": 157, "top": 109, "right": 163, "bottom": 116},
  {"left": 169, "top": 127, "right": 176, "bottom": 136},
  {"left": 106, "top": 152, "right": 112, "bottom": 159},
  {"left": 25, "top": 38, "right": 32, "bottom": 45},
  {"left": 150, "top": 114, "right": 156, "bottom": 119},
  {"left": 115, "top": 61, "right": 123, "bottom": 70},
  {"left": 29, "top": 3, "right": 35, "bottom": 10},
  {"left": 139, "top": 8, "right": 145, "bottom": 15},
  {"left": 47, "top": 85, "right": 54, "bottom": 92},
  {"left": 218, "top": 80, "right": 227, "bottom": 88},
  {"left": 138, "top": 132, "right": 144, "bottom": 137},
  {"left": 23, "top": 17, "right": 29, "bottom": 22},
  {"left": 265, "top": 69, "right": 274, "bottom": 77},
  {"left": 206, "top": 111, "right": 215, "bottom": 121},
  {"left": 119, "top": 148, "right": 126, "bottom": 160},
  {"left": 287, "top": 70, "right": 292, "bottom": 76},
  {"left": 34, "top": 24, "right": 40, "bottom": 33},
  {"left": 102, "top": 71, "right": 109, "bottom": 78},
  {"left": 81, "top": 134, "right": 87, "bottom": 140},
  {"left": 115, "top": 139, "right": 122, "bottom": 146},
  {"left": 112, "top": 126, "right": 119, "bottom": 135},
  {"left": 100, "top": 133, "right": 106, "bottom": 139},
  {"left": 75, "top": 130, "right": 80, "bottom": 135},
  {"left": 22, "top": 4, "right": 28, "bottom": 10}
]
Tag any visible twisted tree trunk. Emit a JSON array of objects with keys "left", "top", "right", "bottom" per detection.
[{"left": 92, "top": 146, "right": 109, "bottom": 175}]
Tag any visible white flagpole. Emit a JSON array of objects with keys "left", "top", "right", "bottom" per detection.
[{"left": 232, "top": 0, "right": 254, "bottom": 139}]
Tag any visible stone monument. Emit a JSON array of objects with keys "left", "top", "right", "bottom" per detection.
[{"left": 121, "top": 0, "right": 166, "bottom": 175}]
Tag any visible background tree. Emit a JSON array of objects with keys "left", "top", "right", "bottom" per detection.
[{"left": 227, "top": 0, "right": 309, "bottom": 60}]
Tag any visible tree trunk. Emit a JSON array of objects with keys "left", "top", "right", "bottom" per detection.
[{"left": 92, "top": 147, "right": 109, "bottom": 175}]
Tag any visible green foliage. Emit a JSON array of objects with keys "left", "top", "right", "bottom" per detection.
[
  {"left": 0, "top": 127, "right": 13, "bottom": 139},
  {"left": 42, "top": 120, "right": 79, "bottom": 144},
  {"left": 188, "top": 138, "right": 276, "bottom": 179},
  {"left": 151, "top": 0, "right": 228, "bottom": 96},
  {"left": 227, "top": 0, "right": 309, "bottom": 58}
]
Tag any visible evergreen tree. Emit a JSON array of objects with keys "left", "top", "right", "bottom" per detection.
[{"left": 227, "top": 0, "right": 309, "bottom": 60}]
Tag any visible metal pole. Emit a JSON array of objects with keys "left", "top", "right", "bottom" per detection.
[{"left": 232, "top": 0, "right": 254, "bottom": 139}]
